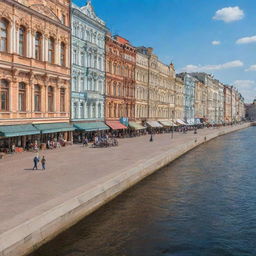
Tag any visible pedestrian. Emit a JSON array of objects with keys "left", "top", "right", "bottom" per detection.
[
  {"left": 32, "top": 155, "right": 39, "bottom": 170},
  {"left": 149, "top": 133, "right": 153, "bottom": 142},
  {"left": 41, "top": 156, "right": 46, "bottom": 170}
]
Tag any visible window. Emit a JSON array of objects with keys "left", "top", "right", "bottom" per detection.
[
  {"left": 35, "top": 32, "right": 42, "bottom": 60},
  {"left": 74, "top": 102, "right": 78, "bottom": 119},
  {"left": 73, "top": 49, "right": 77, "bottom": 64},
  {"left": 60, "top": 42, "right": 65, "bottom": 66},
  {"left": 92, "top": 103, "right": 96, "bottom": 118},
  {"left": 80, "top": 77, "right": 84, "bottom": 92},
  {"left": 98, "top": 103, "right": 101, "bottom": 118},
  {"left": 81, "top": 53, "right": 85, "bottom": 66},
  {"left": 34, "top": 85, "right": 41, "bottom": 112},
  {"left": 18, "top": 82, "right": 26, "bottom": 111},
  {"left": 48, "top": 37, "right": 55, "bottom": 64},
  {"left": 0, "top": 79, "right": 9, "bottom": 111},
  {"left": 60, "top": 88, "right": 65, "bottom": 112},
  {"left": 80, "top": 102, "right": 84, "bottom": 118},
  {"left": 0, "top": 18, "right": 8, "bottom": 52},
  {"left": 19, "top": 26, "right": 26, "bottom": 56},
  {"left": 48, "top": 86, "right": 54, "bottom": 112},
  {"left": 61, "top": 14, "right": 66, "bottom": 25}
]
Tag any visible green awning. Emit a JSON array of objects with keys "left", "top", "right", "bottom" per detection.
[
  {"left": 128, "top": 122, "right": 146, "bottom": 130},
  {"left": 34, "top": 123, "right": 75, "bottom": 134},
  {"left": 74, "top": 122, "right": 109, "bottom": 131},
  {"left": 0, "top": 124, "right": 40, "bottom": 138}
]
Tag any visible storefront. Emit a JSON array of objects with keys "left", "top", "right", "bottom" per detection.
[
  {"left": 146, "top": 121, "right": 163, "bottom": 133},
  {"left": 106, "top": 121, "right": 128, "bottom": 137},
  {"left": 0, "top": 124, "right": 41, "bottom": 153},
  {"left": 33, "top": 123, "right": 75, "bottom": 148},
  {"left": 73, "top": 122, "right": 109, "bottom": 143},
  {"left": 128, "top": 122, "right": 146, "bottom": 136},
  {"left": 158, "top": 120, "right": 177, "bottom": 133}
]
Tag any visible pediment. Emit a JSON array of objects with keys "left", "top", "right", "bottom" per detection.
[
  {"left": 29, "top": 3, "right": 61, "bottom": 23},
  {"left": 80, "top": 1, "right": 105, "bottom": 25}
]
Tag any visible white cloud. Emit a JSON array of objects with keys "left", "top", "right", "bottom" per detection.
[
  {"left": 213, "top": 6, "right": 244, "bottom": 23},
  {"left": 234, "top": 80, "right": 255, "bottom": 88},
  {"left": 181, "top": 60, "right": 244, "bottom": 72},
  {"left": 212, "top": 40, "right": 221, "bottom": 45},
  {"left": 245, "top": 65, "right": 256, "bottom": 71},
  {"left": 236, "top": 35, "right": 256, "bottom": 44},
  {"left": 233, "top": 81, "right": 256, "bottom": 103}
]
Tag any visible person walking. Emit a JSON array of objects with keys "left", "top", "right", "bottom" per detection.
[
  {"left": 32, "top": 155, "right": 39, "bottom": 170},
  {"left": 41, "top": 156, "right": 46, "bottom": 170}
]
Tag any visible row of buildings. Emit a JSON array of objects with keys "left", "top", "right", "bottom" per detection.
[{"left": 0, "top": 0, "right": 246, "bottom": 149}]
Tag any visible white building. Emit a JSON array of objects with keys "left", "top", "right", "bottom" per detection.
[{"left": 71, "top": 1, "right": 108, "bottom": 134}]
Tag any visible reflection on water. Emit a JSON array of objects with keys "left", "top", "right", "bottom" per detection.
[{"left": 30, "top": 127, "right": 256, "bottom": 256}]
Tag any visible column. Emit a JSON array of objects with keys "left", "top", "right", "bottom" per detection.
[
  {"left": 44, "top": 36, "right": 48, "bottom": 63},
  {"left": 27, "top": 30, "right": 31, "bottom": 58},
  {"left": 96, "top": 101, "right": 99, "bottom": 119}
]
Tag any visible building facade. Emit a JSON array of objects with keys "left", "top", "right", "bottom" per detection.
[
  {"left": 0, "top": 0, "right": 72, "bottom": 148},
  {"left": 137, "top": 47, "right": 175, "bottom": 122},
  {"left": 135, "top": 50, "right": 149, "bottom": 121},
  {"left": 71, "top": 1, "right": 107, "bottom": 135},
  {"left": 224, "top": 85, "right": 232, "bottom": 123},
  {"left": 177, "top": 73, "right": 195, "bottom": 124},
  {"left": 105, "top": 35, "right": 136, "bottom": 125},
  {"left": 174, "top": 76, "right": 184, "bottom": 121},
  {"left": 194, "top": 80, "right": 207, "bottom": 123}
]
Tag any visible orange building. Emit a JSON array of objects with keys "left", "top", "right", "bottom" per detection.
[
  {"left": 0, "top": 0, "right": 73, "bottom": 150},
  {"left": 105, "top": 34, "right": 136, "bottom": 130}
]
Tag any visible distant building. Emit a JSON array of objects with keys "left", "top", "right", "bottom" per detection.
[{"left": 246, "top": 99, "right": 256, "bottom": 121}]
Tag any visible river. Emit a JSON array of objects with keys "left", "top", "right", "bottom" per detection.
[{"left": 30, "top": 127, "right": 256, "bottom": 256}]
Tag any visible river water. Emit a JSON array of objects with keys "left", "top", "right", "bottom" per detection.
[{"left": 30, "top": 127, "right": 256, "bottom": 256}]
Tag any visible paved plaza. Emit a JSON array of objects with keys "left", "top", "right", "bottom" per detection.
[{"left": 0, "top": 126, "right": 244, "bottom": 235}]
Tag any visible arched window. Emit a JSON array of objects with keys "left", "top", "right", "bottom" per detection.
[
  {"left": 34, "top": 85, "right": 41, "bottom": 112},
  {"left": 48, "top": 86, "right": 54, "bottom": 112},
  {"left": 19, "top": 26, "right": 26, "bottom": 56},
  {"left": 0, "top": 18, "right": 8, "bottom": 52},
  {"left": 60, "top": 88, "right": 65, "bottom": 112},
  {"left": 18, "top": 82, "right": 26, "bottom": 111},
  {"left": 98, "top": 80, "right": 102, "bottom": 93},
  {"left": 60, "top": 42, "right": 65, "bottom": 66},
  {"left": 35, "top": 32, "right": 42, "bottom": 60},
  {"left": 0, "top": 79, "right": 9, "bottom": 111},
  {"left": 88, "top": 103, "right": 91, "bottom": 118},
  {"left": 98, "top": 57, "right": 102, "bottom": 70},
  {"left": 48, "top": 37, "right": 55, "bottom": 64},
  {"left": 80, "top": 77, "right": 84, "bottom": 92}
]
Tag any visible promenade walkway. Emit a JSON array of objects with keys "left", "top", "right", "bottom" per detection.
[{"left": 0, "top": 125, "right": 246, "bottom": 236}]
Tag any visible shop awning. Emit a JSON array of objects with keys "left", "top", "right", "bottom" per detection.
[
  {"left": 128, "top": 122, "right": 146, "bottom": 130},
  {"left": 0, "top": 124, "right": 40, "bottom": 138},
  {"left": 106, "top": 121, "right": 127, "bottom": 130},
  {"left": 158, "top": 120, "right": 172, "bottom": 127},
  {"left": 176, "top": 119, "right": 187, "bottom": 126},
  {"left": 146, "top": 121, "right": 163, "bottom": 128},
  {"left": 74, "top": 122, "right": 109, "bottom": 131},
  {"left": 33, "top": 123, "right": 75, "bottom": 134}
]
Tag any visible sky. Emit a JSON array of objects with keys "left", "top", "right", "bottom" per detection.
[{"left": 73, "top": 0, "right": 256, "bottom": 103}]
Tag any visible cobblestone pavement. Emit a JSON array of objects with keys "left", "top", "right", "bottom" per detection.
[{"left": 0, "top": 126, "right": 243, "bottom": 234}]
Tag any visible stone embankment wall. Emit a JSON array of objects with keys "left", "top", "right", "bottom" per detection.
[{"left": 0, "top": 123, "right": 251, "bottom": 256}]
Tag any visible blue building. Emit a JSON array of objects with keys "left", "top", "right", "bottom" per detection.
[
  {"left": 177, "top": 73, "right": 195, "bottom": 124},
  {"left": 71, "top": 1, "right": 109, "bottom": 140}
]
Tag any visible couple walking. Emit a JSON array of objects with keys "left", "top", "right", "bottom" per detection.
[{"left": 33, "top": 154, "right": 46, "bottom": 170}]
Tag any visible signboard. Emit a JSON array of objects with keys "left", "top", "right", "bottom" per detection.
[{"left": 120, "top": 117, "right": 129, "bottom": 127}]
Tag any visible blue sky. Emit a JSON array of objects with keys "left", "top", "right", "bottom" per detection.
[{"left": 73, "top": 0, "right": 256, "bottom": 103}]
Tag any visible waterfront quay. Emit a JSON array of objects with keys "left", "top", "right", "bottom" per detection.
[{"left": 0, "top": 123, "right": 250, "bottom": 256}]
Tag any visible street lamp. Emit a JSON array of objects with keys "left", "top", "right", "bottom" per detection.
[{"left": 171, "top": 110, "right": 174, "bottom": 139}]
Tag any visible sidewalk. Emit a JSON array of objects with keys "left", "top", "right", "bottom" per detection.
[{"left": 0, "top": 125, "right": 247, "bottom": 235}]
